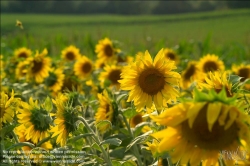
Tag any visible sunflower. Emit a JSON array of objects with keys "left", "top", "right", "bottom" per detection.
[
  {"left": 0, "top": 90, "right": 20, "bottom": 129},
  {"left": 95, "top": 90, "right": 115, "bottom": 133},
  {"left": 14, "top": 47, "right": 32, "bottom": 59},
  {"left": 26, "top": 48, "right": 51, "bottom": 83},
  {"left": 99, "top": 64, "right": 122, "bottom": 89},
  {"left": 50, "top": 93, "right": 79, "bottom": 146},
  {"left": 119, "top": 49, "right": 181, "bottom": 111},
  {"left": 17, "top": 97, "right": 52, "bottom": 144},
  {"left": 180, "top": 61, "right": 205, "bottom": 90},
  {"left": 198, "top": 71, "right": 233, "bottom": 97},
  {"left": 61, "top": 75, "right": 80, "bottom": 92},
  {"left": 74, "top": 56, "right": 94, "bottom": 80},
  {"left": 232, "top": 63, "right": 250, "bottom": 90},
  {"left": 61, "top": 45, "right": 81, "bottom": 62},
  {"left": 151, "top": 89, "right": 250, "bottom": 166},
  {"left": 95, "top": 38, "right": 118, "bottom": 62},
  {"left": 95, "top": 58, "right": 107, "bottom": 69},
  {"left": 44, "top": 68, "right": 65, "bottom": 93},
  {"left": 163, "top": 48, "right": 179, "bottom": 65},
  {"left": 15, "top": 61, "right": 29, "bottom": 80},
  {"left": 197, "top": 54, "right": 225, "bottom": 73}
]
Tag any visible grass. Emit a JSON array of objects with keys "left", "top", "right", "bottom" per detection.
[{"left": 1, "top": 9, "right": 250, "bottom": 64}]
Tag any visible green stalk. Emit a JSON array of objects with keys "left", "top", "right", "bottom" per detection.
[{"left": 77, "top": 116, "right": 113, "bottom": 166}]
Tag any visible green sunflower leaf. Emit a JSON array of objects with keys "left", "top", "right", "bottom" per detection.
[
  {"left": 44, "top": 96, "right": 53, "bottom": 112},
  {"left": 112, "top": 160, "right": 122, "bottom": 166},
  {"left": 100, "top": 138, "right": 122, "bottom": 146},
  {"left": 122, "top": 160, "right": 137, "bottom": 166},
  {"left": 121, "top": 108, "right": 137, "bottom": 119},
  {"left": 116, "top": 93, "right": 128, "bottom": 104},
  {"left": 96, "top": 120, "right": 112, "bottom": 131}
]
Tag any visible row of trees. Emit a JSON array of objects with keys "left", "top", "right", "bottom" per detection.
[{"left": 1, "top": 1, "right": 250, "bottom": 15}]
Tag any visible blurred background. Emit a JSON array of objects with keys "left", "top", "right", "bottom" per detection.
[{"left": 1, "top": 0, "right": 250, "bottom": 60}]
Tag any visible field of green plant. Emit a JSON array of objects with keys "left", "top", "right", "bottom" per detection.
[{"left": 1, "top": 9, "right": 250, "bottom": 166}]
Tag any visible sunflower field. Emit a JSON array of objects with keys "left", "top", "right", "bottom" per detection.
[{"left": 1, "top": 11, "right": 250, "bottom": 166}]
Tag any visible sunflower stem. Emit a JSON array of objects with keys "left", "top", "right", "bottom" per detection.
[
  {"left": 77, "top": 116, "right": 113, "bottom": 166},
  {"left": 120, "top": 112, "right": 144, "bottom": 166}
]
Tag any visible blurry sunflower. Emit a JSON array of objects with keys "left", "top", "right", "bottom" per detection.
[
  {"left": 17, "top": 97, "right": 53, "bottom": 144},
  {"left": 99, "top": 65, "right": 122, "bottom": 89},
  {"left": 151, "top": 89, "right": 250, "bottom": 166},
  {"left": 44, "top": 68, "right": 65, "bottom": 93},
  {"left": 61, "top": 45, "right": 81, "bottom": 62},
  {"left": 197, "top": 54, "right": 225, "bottom": 73},
  {"left": 50, "top": 93, "right": 79, "bottom": 146},
  {"left": 0, "top": 55, "right": 6, "bottom": 79},
  {"left": 116, "top": 54, "right": 134, "bottom": 65},
  {"left": 163, "top": 48, "right": 179, "bottom": 65},
  {"left": 95, "top": 38, "right": 118, "bottom": 62},
  {"left": 26, "top": 48, "right": 51, "bottom": 83},
  {"left": 119, "top": 49, "right": 181, "bottom": 111},
  {"left": 95, "top": 90, "right": 116, "bottom": 133},
  {"left": 232, "top": 63, "right": 250, "bottom": 90},
  {"left": 74, "top": 56, "right": 93, "bottom": 80},
  {"left": 0, "top": 90, "right": 20, "bottom": 129},
  {"left": 15, "top": 61, "right": 29, "bottom": 80},
  {"left": 180, "top": 61, "right": 205, "bottom": 90},
  {"left": 14, "top": 47, "right": 32, "bottom": 59},
  {"left": 95, "top": 58, "right": 106, "bottom": 69},
  {"left": 61, "top": 75, "right": 80, "bottom": 92},
  {"left": 198, "top": 71, "right": 233, "bottom": 97}
]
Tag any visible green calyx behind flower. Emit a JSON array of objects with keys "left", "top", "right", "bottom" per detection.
[
  {"left": 30, "top": 108, "right": 52, "bottom": 131},
  {"left": 63, "top": 106, "right": 79, "bottom": 133}
]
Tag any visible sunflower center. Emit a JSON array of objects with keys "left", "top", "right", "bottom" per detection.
[
  {"left": 139, "top": 68, "right": 165, "bottom": 95},
  {"left": 182, "top": 104, "right": 238, "bottom": 150},
  {"left": 131, "top": 114, "right": 143, "bottom": 127},
  {"left": 166, "top": 52, "right": 176, "bottom": 61},
  {"left": 81, "top": 62, "right": 92, "bottom": 74},
  {"left": 18, "top": 52, "right": 28, "bottom": 58},
  {"left": 203, "top": 61, "right": 218, "bottom": 72},
  {"left": 65, "top": 51, "right": 75, "bottom": 60},
  {"left": 31, "top": 60, "right": 43, "bottom": 74},
  {"left": 183, "top": 64, "right": 196, "bottom": 80},
  {"left": 108, "top": 69, "right": 121, "bottom": 84},
  {"left": 0, "top": 105, "right": 6, "bottom": 118},
  {"left": 238, "top": 68, "right": 249, "bottom": 81},
  {"left": 104, "top": 45, "right": 113, "bottom": 57},
  {"left": 30, "top": 109, "right": 52, "bottom": 131}
]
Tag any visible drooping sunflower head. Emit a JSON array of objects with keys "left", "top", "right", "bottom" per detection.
[
  {"left": 0, "top": 90, "right": 20, "bottom": 129},
  {"left": 151, "top": 89, "right": 250, "bottom": 166},
  {"left": 50, "top": 93, "right": 79, "bottom": 146},
  {"left": 95, "top": 90, "right": 117, "bottom": 133},
  {"left": 180, "top": 60, "right": 205, "bottom": 90},
  {"left": 198, "top": 71, "right": 233, "bottom": 97},
  {"left": 15, "top": 60, "right": 29, "bottom": 80},
  {"left": 74, "top": 56, "right": 94, "bottom": 80},
  {"left": 232, "top": 63, "right": 250, "bottom": 89},
  {"left": 197, "top": 54, "right": 225, "bottom": 73},
  {"left": 17, "top": 97, "right": 53, "bottom": 144},
  {"left": 61, "top": 45, "right": 81, "bottom": 62},
  {"left": 95, "top": 38, "right": 118, "bottom": 62},
  {"left": 163, "top": 48, "right": 179, "bottom": 65},
  {"left": 26, "top": 48, "right": 51, "bottom": 83},
  {"left": 14, "top": 47, "right": 32, "bottom": 59},
  {"left": 44, "top": 68, "right": 65, "bottom": 93},
  {"left": 119, "top": 49, "right": 181, "bottom": 111},
  {"left": 99, "top": 64, "right": 122, "bottom": 89}
]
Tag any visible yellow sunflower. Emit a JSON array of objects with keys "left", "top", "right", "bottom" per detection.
[
  {"left": 151, "top": 89, "right": 250, "bottom": 166},
  {"left": 50, "top": 93, "right": 78, "bottom": 146},
  {"left": 26, "top": 48, "right": 51, "bottom": 83},
  {"left": 14, "top": 47, "right": 32, "bottom": 59},
  {"left": 232, "top": 63, "right": 250, "bottom": 90},
  {"left": 99, "top": 64, "right": 122, "bottom": 89},
  {"left": 163, "top": 48, "right": 179, "bottom": 65},
  {"left": 17, "top": 97, "right": 52, "bottom": 144},
  {"left": 61, "top": 45, "right": 81, "bottom": 61},
  {"left": 197, "top": 54, "right": 225, "bottom": 73},
  {"left": 95, "top": 90, "right": 115, "bottom": 133},
  {"left": 74, "top": 56, "right": 94, "bottom": 80},
  {"left": 95, "top": 58, "right": 107, "bottom": 69},
  {"left": 181, "top": 61, "right": 205, "bottom": 90},
  {"left": 119, "top": 49, "right": 181, "bottom": 111},
  {"left": 0, "top": 90, "right": 20, "bottom": 129},
  {"left": 44, "top": 68, "right": 65, "bottom": 93},
  {"left": 198, "top": 71, "right": 233, "bottom": 97},
  {"left": 95, "top": 38, "right": 118, "bottom": 62},
  {"left": 15, "top": 61, "right": 29, "bottom": 80}
]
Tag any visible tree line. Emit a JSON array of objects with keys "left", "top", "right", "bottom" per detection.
[{"left": 1, "top": 1, "right": 250, "bottom": 15}]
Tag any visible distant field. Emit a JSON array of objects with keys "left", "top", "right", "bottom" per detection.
[{"left": 1, "top": 9, "right": 250, "bottom": 61}]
